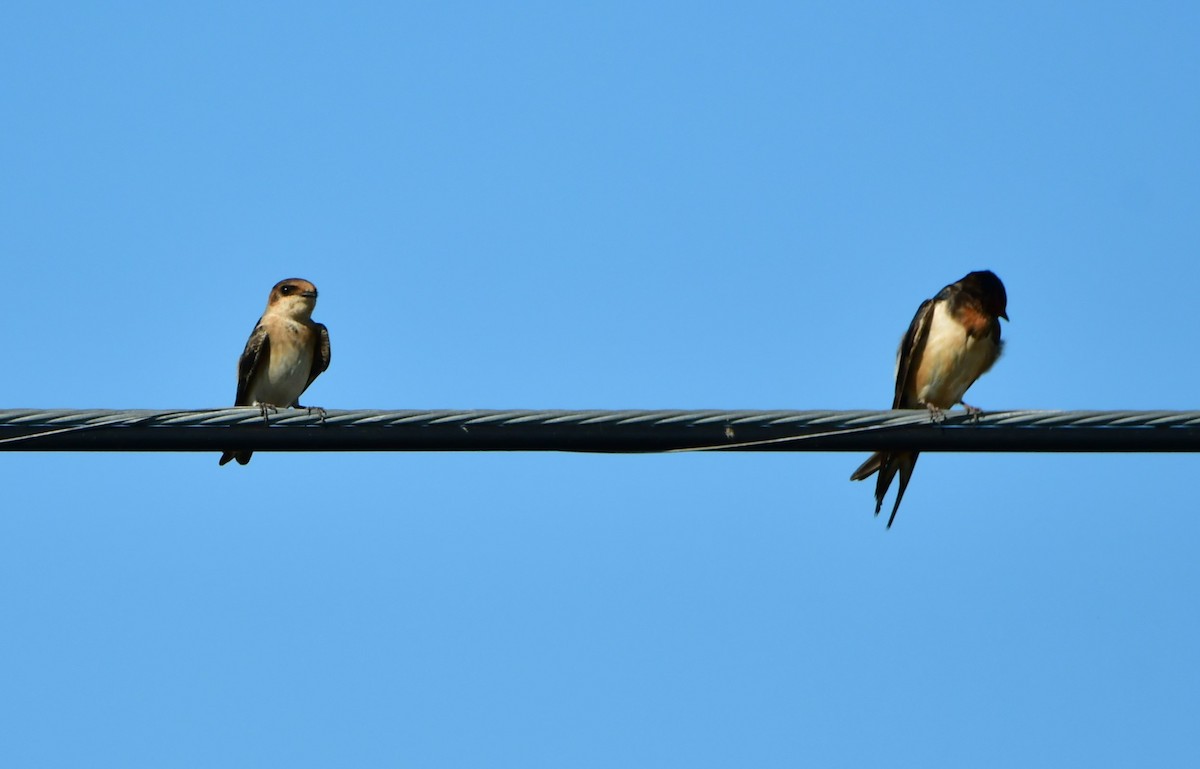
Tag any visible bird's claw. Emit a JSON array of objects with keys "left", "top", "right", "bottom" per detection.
[
  {"left": 257, "top": 404, "right": 279, "bottom": 424},
  {"left": 924, "top": 404, "right": 946, "bottom": 423},
  {"left": 304, "top": 406, "right": 328, "bottom": 424},
  {"left": 961, "top": 402, "right": 983, "bottom": 422}
]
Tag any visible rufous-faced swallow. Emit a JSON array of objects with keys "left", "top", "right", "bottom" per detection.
[
  {"left": 850, "top": 270, "right": 1008, "bottom": 527},
  {"left": 219, "top": 278, "right": 331, "bottom": 466}
]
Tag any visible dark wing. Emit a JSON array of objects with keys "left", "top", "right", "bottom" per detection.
[
  {"left": 305, "top": 323, "right": 331, "bottom": 390},
  {"left": 891, "top": 298, "right": 936, "bottom": 409},
  {"left": 234, "top": 321, "right": 270, "bottom": 406}
]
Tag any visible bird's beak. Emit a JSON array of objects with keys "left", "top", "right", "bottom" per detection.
[
  {"left": 301, "top": 290, "right": 317, "bottom": 299},
  {"left": 1000, "top": 311, "right": 1009, "bottom": 321}
]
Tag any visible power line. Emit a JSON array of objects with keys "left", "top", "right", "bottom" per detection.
[{"left": 1, "top": 408, "right": 1200, "bottom": 453}]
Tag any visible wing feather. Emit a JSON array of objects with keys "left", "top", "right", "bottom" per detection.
[
  {"left": 305, "top": 323, "right": 330, "bottom": 390},
  {"left": 234, "top": 322, "right": 270, "bottom": 406},
  {"left": 892, "top": 298, "right": 936, "bottom": 409}
]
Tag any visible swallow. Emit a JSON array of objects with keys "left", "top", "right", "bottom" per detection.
[
  {"left": 219, "top": 278, "right": 331, "bottom": 466},
  {"left": 850, "top": 270, "right": 1008, "bottom": 527}
]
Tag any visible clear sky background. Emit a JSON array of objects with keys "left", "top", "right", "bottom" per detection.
[{"left": 3, "top": 2, "right": 1199, "bottom": 766}]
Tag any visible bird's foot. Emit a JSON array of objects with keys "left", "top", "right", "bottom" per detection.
[
  {"left": 257, "top": 404, "right": 279, "bottom": 424},
  {"left": 302, "top": 405, "right": 328, "bottom": 424},
  {"left": 961, "top": 401, "right": 983, "bottom": 422},
  {"left": 924, "top": 404, "right": 946, "bottom": 423}
]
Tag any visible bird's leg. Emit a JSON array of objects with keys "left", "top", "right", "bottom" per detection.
[
  {"left": 922, "top": 403, "right": 946, "bottom": 423},
  {"left": 257, "top": 403, "right": 279, "bottom": 425},
  {"left": 960, "top": 401, "right": 983, "bottom": 422},
  {"left": 298, "top": 404, "right": 328, "bottom": 424}
]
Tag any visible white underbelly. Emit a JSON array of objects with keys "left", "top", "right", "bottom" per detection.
[
  {"left": 248, "top": 346, "right": 310, "bottom": 407},
  {"left": 913, "top": 303, "right": 997, "bottom": 408}
]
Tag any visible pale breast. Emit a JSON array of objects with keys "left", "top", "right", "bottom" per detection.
[
  {"left": 247, "top": 319, "right": 315, "bottom": 407},
  {"left": 911, "top": 302, "right": 999, "bottom": 408}
]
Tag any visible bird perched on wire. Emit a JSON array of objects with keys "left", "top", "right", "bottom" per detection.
[
  {"left": 219, "top": 278, "right": 331, "bottom": 466},
  {"left": 850, "top": 270, "right": 1008, "bottom": 527}
]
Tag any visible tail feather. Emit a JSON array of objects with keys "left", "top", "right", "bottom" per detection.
[
  {"left": 849, "top": 452, "right": 882, "bottom": 482},
  {"left": 873, "top": 455, "right": 900, "bottom": 516},
  {"left": 886, "top": 452, "right": 919, "bottom": 528},
  {"left": 850, "top": 450, "right": 920, "bottom": 526},
  {"left": 219, "top": 451, "right": 253, "bottom": 466}
]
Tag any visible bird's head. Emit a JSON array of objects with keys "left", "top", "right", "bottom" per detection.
[
  {"left": 267, "top": 278, "right": 319, "bottom": 320},
  {"left": 961, "top": 270, "right": 1008, "bottom": 321}
]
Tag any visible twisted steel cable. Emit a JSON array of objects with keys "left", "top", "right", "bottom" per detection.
[{"left": 1, "top": 408, "right": 1200, "bottom": 453}]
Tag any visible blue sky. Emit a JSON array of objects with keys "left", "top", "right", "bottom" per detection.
[{"left": 3, "top": 2, "right": 1199, "bottom": 766}]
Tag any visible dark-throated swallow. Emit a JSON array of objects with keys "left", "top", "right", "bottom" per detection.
[{"left": 850, "top": 270, "right": 1008, "bottom": 527}]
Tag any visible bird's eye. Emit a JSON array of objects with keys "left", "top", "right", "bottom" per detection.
[{"left": 280, "top": 285, "right": 293, "bottom": 294}]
